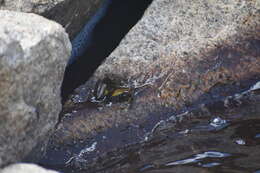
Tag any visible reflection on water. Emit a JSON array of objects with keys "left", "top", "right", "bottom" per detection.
[
  {"left": 132, "top": 118, "right": 260, "bottom": 173},
  {"left": 139, "top": 151, "right": 231, "bottom": 171},
  {"left": 164, "top": 151, "right": 231, "bottom": 167}
]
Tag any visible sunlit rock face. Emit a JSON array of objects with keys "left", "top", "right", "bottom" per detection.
[
  {"left": 0, "top": 0, "right": 103, "bottom": 39},
  {"left": 94, "top": 0, "right": 260, "bottom": 102},
  {"left": 0, "top": 10, "right": 71, "bottom": 167}
]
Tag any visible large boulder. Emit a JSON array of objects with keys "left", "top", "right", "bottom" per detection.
[
  {"left": 0, "top": 10, "right": 71, "bottom": 167},
  {"left": 1, "top": 163, "right": 58, "bottom": 173},
  {"left": 0, "top": 0, "right": 103, "bottom": 39},
  {"left": 43, "top": 0, "right": 260, "bottom": 170},
  {"left": 94, "top": 0, "right": 260, "bottom": 91}
]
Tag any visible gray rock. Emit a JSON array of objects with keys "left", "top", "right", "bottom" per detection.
[
  {"left": 0, "top": 0, "right": 103, "bottom": 39},
  {"left": 0, "top": 10, "right": 71, "bottom": 167},
  {"left": 0, "top": 163, "right": 58, "bottom": 173}
]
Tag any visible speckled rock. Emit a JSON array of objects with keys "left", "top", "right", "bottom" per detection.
[
  {"left": 1, "top": 163, "right": 58, "bottom": 173},
  {"left": 0, "top": 10, "right": 71, "bottom": 167},
  {"left": 0, "top": 0, "right": 103, "bottom": 39},
  {"left": 94, "top": 0, "right": 260, "bottom": 84}
]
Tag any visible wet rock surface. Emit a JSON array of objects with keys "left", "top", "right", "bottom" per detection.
[
  {"left": 72, "top": 85, "right": 260, "bottom": 173},
  {"left": 41, "top": 0, "right": 260, "bottom": 172},
  {"left": 42, "top": 82, "right": 260, "bottom": 173},
  {"left": 0, "top": 10, "right": 71, "bottom": 167},
  {"left": 0, "top": 0, "right": 103, "bottom": 39},
  {"left": 1, "top": 163, "right": 58, "bottom": 173}
]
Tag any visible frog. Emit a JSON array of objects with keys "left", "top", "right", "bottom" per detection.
[
  {"left": 91, "top": 77, "right": 133, "bottom": 104},
  {"left": 91, "top": 77, "right": 150, "bottom": 105}
]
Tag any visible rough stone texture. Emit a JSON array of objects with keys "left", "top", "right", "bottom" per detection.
[
  {"left": 94, "top": 0, "right": 260, "bottom": 85},
  {"left": 1, "top": 163, "right": 58, "bottom": 173},
  {"left": 56, "top": 0, "right": 260, "bottom": 143},
  {"left": 0, "top": 0, "right": 103, "bottom": 39},
  {"left": 0, "top": 10, "right": 71, "bottom": 167}
]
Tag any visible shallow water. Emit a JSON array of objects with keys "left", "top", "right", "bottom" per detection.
[
  {"left": 40, "top": 87, "right": 260, "bottom": 173},
  {"left": 46, "top": 117, "right": 260, "bottom": 173},
  {"left": 77, "top": 117, "right": 260, "bottom": 173}
]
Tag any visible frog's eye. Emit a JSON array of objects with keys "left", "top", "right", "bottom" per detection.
[{"left": 96, "top": 83, "right": 107, "bottom": 99}]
